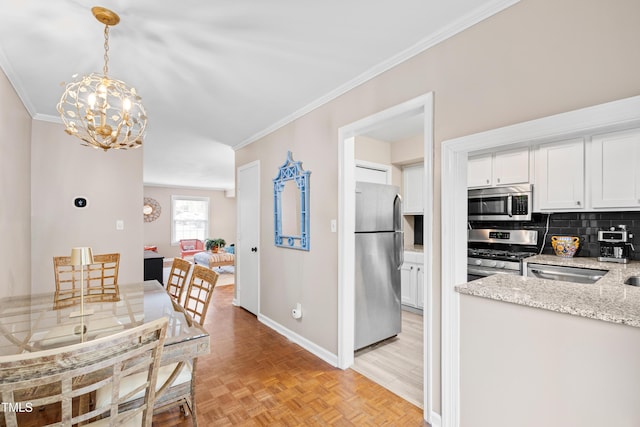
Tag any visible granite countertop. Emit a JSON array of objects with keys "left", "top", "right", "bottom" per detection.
[
  {"left": 404, "top": 245, "right": 424, "bottom": 253},
  {"left": 456, "top": 255, "right": 640, "bottom": 328}
]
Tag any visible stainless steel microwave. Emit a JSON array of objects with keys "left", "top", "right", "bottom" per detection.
[{"left": 468, "top": 184, "right": 532, "bottom": 221}]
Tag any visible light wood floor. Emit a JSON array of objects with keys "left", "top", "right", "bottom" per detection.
[
  {"left": 351, "top": 310, "right": 424, "bottom": 408},
  {"left": 153, "top": 285, "right": 427, "bottom": 426}
]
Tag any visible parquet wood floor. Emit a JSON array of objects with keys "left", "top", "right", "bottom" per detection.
[{"left": 153, "top": 285, "right": 428, "bottom": 426}]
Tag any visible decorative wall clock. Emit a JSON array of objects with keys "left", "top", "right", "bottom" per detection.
[{"left": 143, "top": 197, "right": 161, "bottom": 222}]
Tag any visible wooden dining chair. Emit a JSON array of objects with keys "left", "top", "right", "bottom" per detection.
[
  {"left": 0, "top": 317, "right": 168, "bottom": 427},
  {"left": 181, "top": 265, "right": 218, "bottom": 326},
  {"left": 155, "top": 265, "right": 218, "bottom": 424},
  {"left": 53, "top": 253, "right": 120, "bottom": 309},
  {"left": 96, "top": 265, "right": 218, "bottom": 426},
  {"left": 165, "top": 258, "right": 192, "bottom": 304}
]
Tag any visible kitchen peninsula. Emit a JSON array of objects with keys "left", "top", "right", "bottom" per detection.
[{"left": 456, "top": 256, "right": 640, "bottom": 427}]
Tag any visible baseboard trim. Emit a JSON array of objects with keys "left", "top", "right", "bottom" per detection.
[
  {"left": 430, "top": 411, "right": 442, "bottom": 427},
  {"left": 258, "top": 314, "right": 338, "bottom": 367}
]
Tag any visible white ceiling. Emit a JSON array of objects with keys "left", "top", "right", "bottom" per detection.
[{"left": 0, "top": 0, "right": 515, "bottom": 189}]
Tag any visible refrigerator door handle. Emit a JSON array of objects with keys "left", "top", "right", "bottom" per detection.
[
  {"left": 393, "top": 194, "right": 403, "bottom": 231},
  {"left": 393, "top": 194, "right": 404, "bottom": 269},
  {"left": 395, "top": 231, "right": 404, "bottom": 269}
]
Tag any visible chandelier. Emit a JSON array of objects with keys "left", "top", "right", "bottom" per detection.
[{"left": 57, "top": 7, "right": 147, "bottom": 151}]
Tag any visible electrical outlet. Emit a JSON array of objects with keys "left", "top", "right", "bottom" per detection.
[{"left": 116, "top": 220, "right": 124, "bottom": 230}]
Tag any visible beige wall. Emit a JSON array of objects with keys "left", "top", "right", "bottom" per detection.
[
  {"left": 143, "top": 186, "right": 236, "bottom": 259},
  {"left": 30, "top": 121, "right": 144, "bottom": 294},
  {"left": 354, "top": 135, "right": 392, "bottom": 166},
  {"left": 460, "top": 295, "right": 640, "bottom": 426},
  {"left": 236, "top": 0, "right": 640, "bottom": 416},
  {"left": 0, "top": 68, "right": 31, "bottom": 298}
]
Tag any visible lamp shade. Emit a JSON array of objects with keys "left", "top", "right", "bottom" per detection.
[{"left": 70, "top": 247, "right": 94, "bottom": 266}]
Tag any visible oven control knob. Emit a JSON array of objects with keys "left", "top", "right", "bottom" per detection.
[
  {"left": 496, "top": 261, "right": 505, "bottom": 269},
  {"left": 486, "top": 260, "right": 497, "bottom": 268}
]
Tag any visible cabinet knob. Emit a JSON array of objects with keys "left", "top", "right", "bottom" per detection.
[
  {"left": 496, "top": 178, "right": 501, "bottom": 183},
  {"left": 576, "top": 201, "right": 581, "bottom": 206},
  {"left": 410, "top": 266, "right": 414, "bottom": 270},
  {"left": 486, "top": 179, "right": 490, "bottom": 184}
]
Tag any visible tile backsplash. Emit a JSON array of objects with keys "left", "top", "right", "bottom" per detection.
[{"left": 469, "top": 211, "right": 640, "bottom": 260}]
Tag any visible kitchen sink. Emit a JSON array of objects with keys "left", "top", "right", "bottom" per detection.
[
  {"left": 624, "top": 276, "right": 640, "bottom": 287},
  {"left": 526, "top": 263, "right": 608, "bottom": 284}
]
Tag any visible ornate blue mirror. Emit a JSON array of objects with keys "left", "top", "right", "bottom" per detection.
[{"left": 273, "top": 151, "right": 310, "bottom": 251}]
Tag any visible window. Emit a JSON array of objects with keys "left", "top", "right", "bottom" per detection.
[{"left": 171, "top": 196, "right": 209, "bottom": 244}]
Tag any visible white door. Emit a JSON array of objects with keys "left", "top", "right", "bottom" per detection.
[{"left": 237, "top": 161, "right": 260, "bottom": 315}]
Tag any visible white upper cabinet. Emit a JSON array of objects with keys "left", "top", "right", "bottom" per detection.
[
  {"left": 493, "top": 148, "right": 530, "bottom": 186},
  {"left": 403, "top": 163, "right": 424, "bottom": 214},
  {"left": 467, "top": 153, "right": 493, "bottom": 187},
  {"left": 534, "top": 138, "right": 585, "bottom": 211},
  {"left": 590, "top": 128, "right": 640, "bottom": 209},
  {"left": 468, "top": 148, "right": 529, "bottom": 188}
]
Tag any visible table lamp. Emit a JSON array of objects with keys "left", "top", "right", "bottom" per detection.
[{"left": 69, "top": 247, "right": 95, "bottom": 318}]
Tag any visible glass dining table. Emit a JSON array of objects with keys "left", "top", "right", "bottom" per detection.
[{"left": 0, "top": 280, "right": 210, "bottom": 363}]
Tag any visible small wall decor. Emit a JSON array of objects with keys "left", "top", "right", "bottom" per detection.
[
  {"left": 273, "top": 151, "right": 310, "bottom": 251},
  {"left": 143, "top": 197, "right": 161, "bottom": 222}
]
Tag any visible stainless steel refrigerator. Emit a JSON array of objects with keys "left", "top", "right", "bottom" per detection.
[{"left": 355, "top": 181, "right": 403, "bottom": 350}]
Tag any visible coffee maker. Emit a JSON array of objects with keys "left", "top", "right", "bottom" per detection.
[{"left": 598, "top": 225, "right": 633, "bottom": 263}]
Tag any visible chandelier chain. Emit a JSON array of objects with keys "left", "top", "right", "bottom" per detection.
[{"left": 103, "top": 25, "right": 110, "bottom": 76}]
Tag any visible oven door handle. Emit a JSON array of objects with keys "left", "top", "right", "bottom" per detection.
[
  {"left": 467, "top": 266, "right": 520, "bottom": 277},
  {"left": 507, "top": 194, "right": 513, "bottom": 217}
]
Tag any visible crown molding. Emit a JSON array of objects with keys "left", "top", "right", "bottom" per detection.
[
  {"left": 235, "top": 0, "right": 520, "bottom": 150},
  {"left": 0, "top": 46, "right": 36, "bottom": 117},
  {"left": 33, "top": 113, "right": 62, "bottom": 123},
  {"left": 143, "top": 182, "right": 233, "bottom": 192}
]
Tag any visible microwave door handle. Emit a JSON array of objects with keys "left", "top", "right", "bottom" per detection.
[{"left": 507, "top": 194, "right": 513, "bottom": 217}]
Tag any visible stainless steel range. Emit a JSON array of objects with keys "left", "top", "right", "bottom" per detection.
[{"left": 467, "top": 229, "right": 538, "bottom": 281}]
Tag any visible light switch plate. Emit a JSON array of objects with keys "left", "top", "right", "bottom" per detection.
[{"left": 116, "top": 220, "right": 124, "bottom": 230}]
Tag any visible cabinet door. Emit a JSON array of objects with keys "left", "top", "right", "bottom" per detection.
[
  {"left": 534, "top": 138, "right": 584, "bottom": 211},
  {"left": 493, "top": 148, "right": 529, "bottom": 186},
  {"left": 591, "top": 129, "right": 640, "bottom": 209},
  {"left": 416, "top": 264, "right": 424, "bottom": 309},
  {"left": 403, "top": 164, "right": 424, "bottom": 214},
  {"left": 468, "top": 154, "right": 492, "bottom": 188},
  {"left": 400, "top": 262, "right": 417, "bottom": 307}
]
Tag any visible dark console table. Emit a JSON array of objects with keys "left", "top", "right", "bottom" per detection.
[{"left": 144, "top": 250, "right": 164, "bottom": 285}]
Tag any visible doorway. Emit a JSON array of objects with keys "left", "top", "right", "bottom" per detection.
[
  {"left": 440, "top": 95, "right": 640, "bottom": 427},
  {"left": 338, "top": 93, "right": 434, "bottom": 421}
]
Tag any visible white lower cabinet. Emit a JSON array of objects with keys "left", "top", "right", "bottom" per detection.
[{"left": 401, "top": 252, "right": 424, "bottom": 309}]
